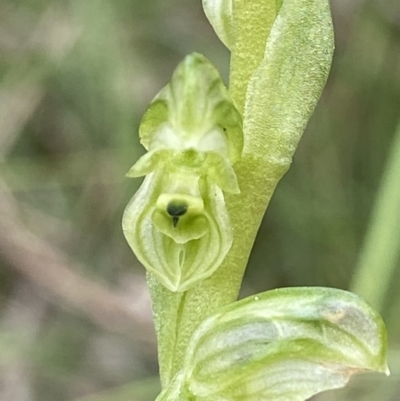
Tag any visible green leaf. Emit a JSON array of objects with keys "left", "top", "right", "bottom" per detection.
[
  {"left": 229, "top": 0, "right": 280, "bottom": 114},
  {"left": 242, "top": 0, "right": 334, "bottom": 165},
  {"left": 177, "top": 287, "right": 388, "bottom": 401}
]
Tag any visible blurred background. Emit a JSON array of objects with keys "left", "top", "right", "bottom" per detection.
[{"left": 0, "top": 0, "right": 399, "bottom": 400}]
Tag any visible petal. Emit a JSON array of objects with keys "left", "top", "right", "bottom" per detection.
[{"left": 139, "top": 53, "right": 243, "bottom": 163}]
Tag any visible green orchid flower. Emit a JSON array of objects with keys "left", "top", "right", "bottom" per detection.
[{"left": 123, "top": 53, "right": 243, "bottom": 292}]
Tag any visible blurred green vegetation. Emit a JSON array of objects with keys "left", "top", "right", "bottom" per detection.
[{"left": 0, "top": 0, "right": 399, "bottom": 400}]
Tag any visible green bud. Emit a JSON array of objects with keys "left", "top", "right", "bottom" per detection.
[
  {"left": 123, "top": 53, "right": 243, "bottom": 292},
  {"left": 202, "top": 0, "right": 234, "bottom": 49}
]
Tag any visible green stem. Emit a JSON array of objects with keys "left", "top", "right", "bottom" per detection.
[
  {"left": 149, "top": 0, "right": 333, "bottom": 388},
  {"left": 148, "top": 1, "right": 279, "bottom": 387},
  {"left": 350, "top": 121, "right": 400, "bottom": 311}
]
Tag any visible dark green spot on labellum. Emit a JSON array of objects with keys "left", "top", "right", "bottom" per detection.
[{"left": 167, "top": 201, "right": 188, "bottom": 227}]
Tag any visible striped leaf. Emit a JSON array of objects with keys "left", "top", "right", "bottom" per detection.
[{"left": 179, "top": 287, "right": 389, "bottom": 401}]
